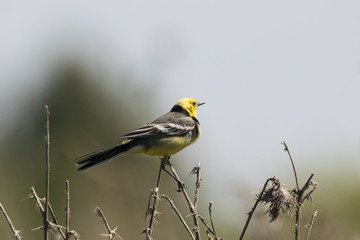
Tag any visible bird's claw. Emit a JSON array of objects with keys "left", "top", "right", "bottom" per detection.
[{"left": 176, "top": 180, "right": 185, "bottom": 192}]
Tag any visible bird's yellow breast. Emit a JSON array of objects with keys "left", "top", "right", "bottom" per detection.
[{"left": 129, "top": 136, "right": 196, "bottom": 157}]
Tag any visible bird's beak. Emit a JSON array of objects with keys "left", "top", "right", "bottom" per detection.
[{"left": 197, "top": 102, "right": 205, "bottom": 106}]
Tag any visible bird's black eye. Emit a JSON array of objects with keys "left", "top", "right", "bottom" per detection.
[{"left": 192, "top": 101, "right": 196, "bottom": 106}]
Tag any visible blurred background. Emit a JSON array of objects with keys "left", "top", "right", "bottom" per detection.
[{"left": 1, "top": 1, "right": 360, "bottom": 239}]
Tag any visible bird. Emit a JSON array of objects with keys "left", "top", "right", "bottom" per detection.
[{"left": 76, "top": 98, "right": 204, "bottom": 181}]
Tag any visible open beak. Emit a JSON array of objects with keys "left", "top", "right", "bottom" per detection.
[{"left": 197, "top": 102, "right": 205, "bottom": 106}]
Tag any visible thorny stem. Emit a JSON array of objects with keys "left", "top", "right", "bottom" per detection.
[
  {"left": 208, "top": 202, "right": 218, "bottom": 239},
  {"left": 30, "top": 187, "right": 66, "bottom": 239},
  {"left": 282, "top": 142, "right": 317, "bottom": 240},
  {"left": 147, "top": 160, "right": 164, "bottom": 236},
  {"left": 44, "top": 105, "right": 50, "bottom": 240},
  {"left": 192, "top": 164, "right": 201, "bottom": 211},
  {"left": 302, "top": 180, "right": 317, "bottom": 204},
  {"left": 96, "top": 207, "right": 124, "bottom": 240},
  {"left": 169, "top": 164, "right": 201, "bottom": 240},
  {"left": 295, "top": 173, "right": 315, "bottom": 240},
  {"left": 199, "top": 216, "right": 217, "bottom": 238},
  {"left": 305, "top": 210, "right": 318, "bottom": 240},
  {"left": 282, "top": 141, "right": 301, "bottom": 240},
  {"left": 65, "top": 180, "right": 70, "bottom": 240},
  {"left": 281, "top": 141, "right": 299, "bottom": 191},
  {"left": 161, "top": 194, "right": 195, "bottom": 240},
  {"left": 295, "top": 204, "right": 301, "bottom": 240},
  {"left": 0, "top": 203, "right": 21, "bottom": 240},
  {"left": 198, "top": 202, "right": 221, "bottom": 240},
  {"left": 48, "top": 203, "right": 67, "bottom": 239},
  {"left": 239, "top": 177, "right": 276, "bottom": 240}
]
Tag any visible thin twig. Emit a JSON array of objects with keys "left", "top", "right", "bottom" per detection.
[
  {"left": 44, "top": 105, "right": 50, "bottom": 240},
  {"left": 208, "top": 202, "right": 218, "bottom": 239},
  {"left": 305, "top": 210, "right": 318, "bottom": 240},
  {"left": 282, "top": 141, "right": 303, "bottom": 240},
  {"left": 147, "top": 185, "right": 160, "bottom": 231},
  {"left": 299, "top": 173, "right": 315, "bottom": 197},
  {"left": 65, "top": 180, "right": 70, "bottom": 240},
  {"left": 295, "top": 173, "right": 315, "bottom": 240},
  {"left": 0, "top": 203, "right": 21, "bottom": 240},
  {"left": 96, "top": 207, "right": 124, "bottom": 240},
  {"left": 301, "top": 181, "right": 317, "bottom": 204},
  {"left": 199, "top": 216, "right": 217, "bottom": 238},
  {"left": 30, "top": 187, "right": 45, "bottom": 214},
  {"left": 192, "top": 164, "right": 201, "bottom": 210},
  {"left": 30, "top": 187, "right": 66, "bottom": 239},
  {"left": 281, "top": 141, "right": 299, "bottom": 191},
  {"left": 198, "top": 201, "right": 221, "bottom": 240},
  {"left": 146, "top": 157, "right": 168, "bottom": 238},
  {"left": 239, "top": 177, "right": 276, "bottom": 240},
  {"left": 161, "top": 194, "right": 195, "bottom": 240},
  {"left": 169, "top": 164, "right": 201, "bottom": 240},
  {"left": 48, "top": 203, "right": 67, "bottom": 239}
]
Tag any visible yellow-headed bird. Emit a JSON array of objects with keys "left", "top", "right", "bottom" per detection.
[{"left": 76, "top": 98, "right": 204, "bottom": 171}]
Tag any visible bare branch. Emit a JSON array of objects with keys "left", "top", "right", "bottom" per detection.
[
  {"left": 281, "top": 141, "right": 299, "bottom": 191},
  {"left": 199, "top": 216, "right": 217, "bottom": 238},
  {"left": 305, "top": 210, "right": 318, "bottom": 240},
  {"left": 29, "top": 187, "right": 66, "bottom": 239},
  {"left": 191, "top": 164, "right": 202, "bottom": 210},
  {"left": 301, "top": 180, "right": 317, "bottom": 204},
  {"left": 169, "top": 164, "right": 201, "bottom": 240},
  {"left": 145, "top": 187, "right": 160, "bottom": 236},
  {"left": 208, "top": 202, "right": 219, "bottom": 239},
  {"left": 161, "top": 194, "right": 195, "bottom": 240},
  {"left": 65, "top": 180, "right": 70, "bottom": 240},
  {"left": 96, "top": 207, "right": 124, "bottom": 240},
  {"left": 0, "top": 202, "right": 22, "bottom": 240},
  {"left": 44, "top": 105, "right": 50, "bottom": 240},
  {"left": 30, "top": 187, "right": 45, "bottom": 215}
]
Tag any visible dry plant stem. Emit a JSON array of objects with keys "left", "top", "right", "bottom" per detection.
[
  {"left": 30, "top": 187, "right": 45, "bottom": 213},
  {"left": 96, "top": 207, "right": 124, "bottom": 240},
  {"left": 65, "top": 180, "right": 70, "bottom": 240},
  {"left": 193, "top": 164, "right": 201, "bottom": 211},
  {"left": 30, "top": 187, "right": 66, "bottom": 239},
  {"left": 161, "top": 194, "right": 195, "bottom": 240},
  {"left": 0, "top": 203, "right": 21, "bottom": 240},
  {"left": 281, "top": 141, "right": 299, "bottom": 191},
  {"left": 169, "top": 164, "right": 201, "bottom": 240},
  {"left": 301, "top": 182, "right": 317, "bottom": 204},
  {"left": 282, "top": 141, "right": 303, "bottom": 240},
  {"left": 96, "top": 207, "right": 112, "bottom": 239},
  {"left": 147, "top": 161, "right": 163, "bottom": 236},
  {"left": 239, "top": 177, "right": 276, "bottom": 240},
  {"left": 305, "top": 210, "right": 318, "bottom": 240},
  {"left": 295, "top": 173, "right": 315, "bottom": 240},
  {"left": 199, "top": 216, "right": 216, "bottom": 238},
  {"left": 44, "top": 105, "right": 50, "bottom": 240},
  {"left": 300, "top": 173, "right": 315, "bottom": 203},
  {"left": 208, "top": 202, "right": 218, "bottom": 239},
  {"left": 48, "top": 203, "right": 67, "bottom": 239},
  {"left": 294, "top": 204, "right": 301, "bottom": 240}
]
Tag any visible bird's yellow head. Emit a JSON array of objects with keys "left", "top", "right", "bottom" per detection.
[{"left": 174, "top": 98, "right": 205, "bottom": 117}]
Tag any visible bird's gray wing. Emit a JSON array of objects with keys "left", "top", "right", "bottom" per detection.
[{"left": 119, "top": 122, "right": 195, "bottom": 139}]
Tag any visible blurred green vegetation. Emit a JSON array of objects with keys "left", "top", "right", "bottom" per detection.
[
  {"left": 0, "top": 61, "right": 193, "bottom": 240},
  {"left": 0, "top": 61, "right": 359, "bottom": 240}
]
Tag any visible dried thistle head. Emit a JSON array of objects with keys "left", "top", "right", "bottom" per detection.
[{"left": 257, "top": 178, "right": 298, "bottom": 222}]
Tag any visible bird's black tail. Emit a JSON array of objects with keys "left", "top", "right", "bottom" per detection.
[{"left": 76, "top": 143, "right": 132, "bottom": 171}]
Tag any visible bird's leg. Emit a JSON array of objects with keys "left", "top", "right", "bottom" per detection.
[{"left": 161, "top": 157, "right": 185, "bottom": 191}]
